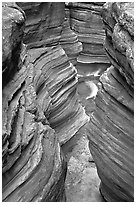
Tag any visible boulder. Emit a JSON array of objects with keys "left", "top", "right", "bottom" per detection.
[
  {"left": 102, "top": 2, "right": 134, "bottom": 88},
  {"left": 2, "top": 2, "right": 25, "bottom": 87}
]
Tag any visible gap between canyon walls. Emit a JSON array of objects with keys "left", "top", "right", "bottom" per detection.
[{"left": 2, "top": 2, "right": 134, "bottom": 202}]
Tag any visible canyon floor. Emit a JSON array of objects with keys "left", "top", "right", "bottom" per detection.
[
  {"left": 62, "top": 63, "right": 108, "bottom": 202},
  {"left": 62, "top": 125, "right": 105, "bottom": 202}
]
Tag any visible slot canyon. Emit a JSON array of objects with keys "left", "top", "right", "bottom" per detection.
[{"left": 2, "top": 2, "right": 134, "bottom": 202}]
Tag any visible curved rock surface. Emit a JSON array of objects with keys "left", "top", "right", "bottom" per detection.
[
  {"left": 66, "top": 2, "right": 110, "bottom": 64},
  {"left": 17, "top": 2, "right": 82, "bottom": 66},
  {"left": 87, "top": 2, "right": 134, "bottom": 201},
  {"left": 2, "top": 2, "right": 89, "bottom": 202},
  {"left": 2, "top": 2, "right": 25, "bottom": 88},
  {"left": 17, "top": 2, "right": 89, "bottom": 144},
  {"left": 2, "top": 3, "right": 66, "bottom": 202},
  {"left": 28, "top": 45, "right": 89, "bottom": 144}
]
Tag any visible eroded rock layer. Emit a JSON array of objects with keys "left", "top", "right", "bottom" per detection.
[
  {"left": 66, "top": 2, "right": 110, "bottom": 64},
  {"left": 87, "top": 2, "right": 134, "bottom": 201},
  {"left": 28, "top": 46, "right": 89, "bottom": 144},
  {"left": 17, "top": 2, "right": 89, "bottom": 144},
  {"left": 60, "top": 18, "right": 82, "bottom": 65},
  {"left": 2, "top": 3, "right": 67, "bottom": 202},
  {"left": 17, "top": 2, "right": 65, "bottom": 48},
  {"left": 17, "top": 2, "right": 82, "bottom": 66},
  {"left": 3, "top": 2, "right": 89, "bottom": 201}
]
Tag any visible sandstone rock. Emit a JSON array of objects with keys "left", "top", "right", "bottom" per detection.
[
  {"left": 17, "top": 2, "right": 82, "bottom": 66},
  {"left": 2, "top": 3, "right": 67, "bottom": 202},
  {"left": 17, "top": 2, "right": 89, "bottom": 144},
  {"left": 2, "top": 2, "right": 25, "bottom": 87},
  {"left": 102, "top": 2, "right": 134, "bottom": 88},
  {"left": 17, "top": 2, "right": 65, "bottom": 48},
  {"left": 66, "top": 2, "right": 110, "bottom": 64},
  {"left": 3, "top": 2, "right": 90, "bottom": 201},
  {"left": 28, "top": 46, "right": 89, "bottom": 144},
  {"left": 60, "top": 18, "right": 82, "bottom": 65},
  {"left": 87, "top": 2, "right": 134, "bottom": 201}
]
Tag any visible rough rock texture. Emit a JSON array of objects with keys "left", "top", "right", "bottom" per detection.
[
  {"left": 66, "top": 2, "right": 110, "bottom": 64},
  {"left": 17, "top": 2, "right": 89, "bottom": 144},
  {"left": 2, "top": 2, "right": 89, "bottom": 202},
  {"left": 2, "top": 2, "right": 25, "bottom": 88},
  {"left": 60, "top": 18, "right": 82, "bottom": 65},
  {"left": 2, "top": 3, "right": 66, "bottom": 202},
  {"left": 17, "top": 2, "right": 82, "bottom": 66},
  {"left": 87, "top": 2, "right": 134, "bottom": 202},
  {"left": 28, "top": 46, "right": 89, "bottom": 144},
  {"left": 62, "top": 125, "right": 104, "bottom": 202},
  {"left": 17, "top": 2, "right": 65, "bottom": 48}
]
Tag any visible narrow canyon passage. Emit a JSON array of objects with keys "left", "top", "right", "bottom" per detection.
[
  {"left": 62, "top": 63, "right": 108, "bottom": 202},
  {"left": 2, "top": 2, "right": 134, "bottom": 202},
  {"left": 62, "top": 125, "right": 104, "bottom": 202}
]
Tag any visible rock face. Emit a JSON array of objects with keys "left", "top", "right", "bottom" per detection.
[
  {"left": 87, "top": 2, "right": 134, "bottom": 202},
  {"left": 27, "top": 46, "right": 89, "bottom": 144},
  {"left": 17, "top": 2, "right": 65, "bottom": 48},
  {"left": 17, "top": 2, "right": 89, "bottom": 145},
  {"left": 66, "top": 2, "right": 110, "bottom": 65},
  {"left": 2, "top": 2, "right": 25, "bottom": 88},
  {"left": 17, "top": 2, "right": 82, "bottom": 66},
  {"left": 2, "top": 3, "right": 67, "bottom": 202},
  {"left": 60, "top": 18, "right": 82, "bottom": 65},
  {"left": 2, "top": 2, "right": 89, "bottom": 202}
]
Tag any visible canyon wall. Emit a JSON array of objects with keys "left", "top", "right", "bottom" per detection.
[
  {"left": 66, "top": 2, "right": 110, "bottom": 65},
  {"left": 2, "top": 2, "right": 89, "bottom": 202},
  {"left": 87, "top": 2, "right": 134, "bottom": 201},
  {"left": 17, "top": 2, "right": 89, "bottom": 144},
  {"left": 3, "top": 2, "right": 133, "bottom": 202},
  {"left": 17, "top": 2, "right": 82, "bottom": 66}
]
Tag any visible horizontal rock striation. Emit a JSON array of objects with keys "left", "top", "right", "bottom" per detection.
[
  {"left": 17, "top": 2, "right": 82, "bottom": 66},
  {"left": 2, "top": 3, "right": 67, "bottom": 202},
  {"left": 17, "top": 2, "right": 65, "bottom": 48},
  {"left": 60, "top": 18, "right": 82, "bottom": 65},
  {"left": 87, "top": 2, "right": 134, "bottom": 202},
  {"left": 66, "top": 2, "right": 110, "bottom": 64}
]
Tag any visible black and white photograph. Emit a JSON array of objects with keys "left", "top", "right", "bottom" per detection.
[{"left": 2, "top": 1, "right": 134, "bottom": 202}]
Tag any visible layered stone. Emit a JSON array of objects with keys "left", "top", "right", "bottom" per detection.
[
  {"left": 87, "top": 2, "right": 134, "bottom": 201},
  {"left": 66, "top": 2, "right": 110, "bottom": 64},
  {"left": 60, "top": 18, "right": 82, "bottom": 65},
  {"left": 17, "top": 2, "right": 89, "bottom": 144},
  {"left": 3, "top": 2, "right": 90, "bottom": 201},
  {"left": 17, "top": 2, "right": 82, "bottom": 65},
  {"left": 2, "top": 3, "right": 67, "bottom": 202},
  {"left": 28, "top": 46, "right": 89, "bottom": 144},
  {"left": 17, "top": 2, "right": 65, "bottom": 48}
]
